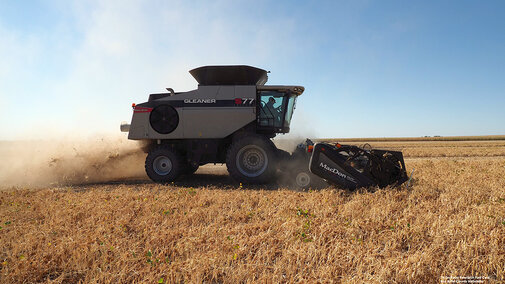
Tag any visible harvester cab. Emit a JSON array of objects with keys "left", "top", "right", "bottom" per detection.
[{"left": 256, "top": 86, "right": 302, "bottom": 134}]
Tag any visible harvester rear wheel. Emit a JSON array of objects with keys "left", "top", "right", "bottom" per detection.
[
  {"left": 226, "top": 136, "right": 277, "bottom": 184},
  {"left": 145, "top": 145, "right": 182, "bottom": 183}
]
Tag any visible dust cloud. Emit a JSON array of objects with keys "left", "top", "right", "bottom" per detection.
[
  {"left": 273, "top": 136, "right": 309, "bottom": 152},
  {"left": 0, "top": 129, "right": 318, "bottom": 190},
  {"left": 0, "top": 135, "right": 147, "bottom": 188},
  {"left": 273, "top": 108, "right": 321, "bottom": 152}
]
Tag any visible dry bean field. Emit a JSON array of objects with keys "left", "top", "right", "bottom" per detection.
[{"left": 0, "top": 137, "right": 504, "bottom": 283}]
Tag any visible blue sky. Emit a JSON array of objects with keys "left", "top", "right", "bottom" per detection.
[{"left": 0, "top": 0, "right": 504, "bottom": 139}]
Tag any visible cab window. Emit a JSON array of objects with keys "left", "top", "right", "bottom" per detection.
[{"left": 258, "top": 91, "right": 285, "bottom": 128}]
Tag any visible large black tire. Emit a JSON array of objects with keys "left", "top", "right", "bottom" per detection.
[
  {"left": 145, "top": 145, "right": 182, "bottom": 183},
  {"left": 226, "top": 136, "right": 277, "bottom": 184}
]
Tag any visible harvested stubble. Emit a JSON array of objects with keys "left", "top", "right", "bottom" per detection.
[
  {"left": 1, "top": 139, "right": 505, "bottom": 283},
  {"left": 1, "top": 157, "right": 505, "bottom": 283}
]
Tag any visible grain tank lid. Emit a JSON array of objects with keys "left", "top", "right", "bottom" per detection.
[{"left": 189, "top": 65, "right": 268, "bottom": 86}]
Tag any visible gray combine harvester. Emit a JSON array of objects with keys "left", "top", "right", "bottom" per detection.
[{"left": 121, "top": 65, "right": 408, "bottom": 190}]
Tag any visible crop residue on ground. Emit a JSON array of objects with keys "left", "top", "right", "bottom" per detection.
[{"left": 0, "top": 140, "right": 504, "bottom": 282}]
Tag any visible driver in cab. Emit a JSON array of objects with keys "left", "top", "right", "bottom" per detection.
[{"left": 265, "top": 97, "right": 281, "bottom": 123}]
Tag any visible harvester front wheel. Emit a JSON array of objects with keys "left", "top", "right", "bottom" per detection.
[
  {"left": 226, "top": 136, "right": 276, "bottom": 184},
  {"left": 145, "top": 146, "right": 182, "bottom": 183}
]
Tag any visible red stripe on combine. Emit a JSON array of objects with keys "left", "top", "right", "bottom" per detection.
[{"left": 133, "top": 107, "right": 153, "bottom": 113}]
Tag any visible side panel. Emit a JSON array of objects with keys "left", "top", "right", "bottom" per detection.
[
  {"left": 128, "top": 85, "right": 257, "bottom": 139},
  {"left": 182, "top": 86, "right": 256, "bottom": 138},
  {"left": 128, "top": 108, "right": 184, "bottom": 139},
  {"left": 128, "top": 113, "right": 148, "bottom": 139},
  {"left": 183, "top": 107, "right": 255, "bottom": 138},
  {"left": 127, "top": 90, "right": 199, "bottom": 140}
]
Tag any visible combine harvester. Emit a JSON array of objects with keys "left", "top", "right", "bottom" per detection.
[{"left": 121, "top": 65, "right": 408, "bottom": 190}]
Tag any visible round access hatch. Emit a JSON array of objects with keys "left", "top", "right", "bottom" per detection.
[{"left": 149, "top": 105, "right": 179, "bottom": 134}]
